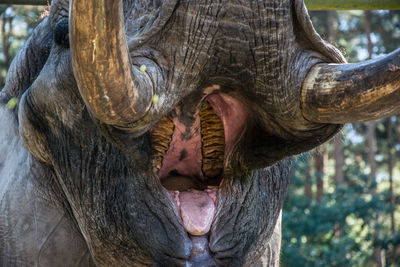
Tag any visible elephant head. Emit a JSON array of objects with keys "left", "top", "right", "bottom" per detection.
[{"left": 1, "top": 0, "right": 399, "bottom": 265}]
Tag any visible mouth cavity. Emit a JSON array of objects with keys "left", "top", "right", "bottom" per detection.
[{"left": 151, "top": 93, "right": 249, "bottom": 236}]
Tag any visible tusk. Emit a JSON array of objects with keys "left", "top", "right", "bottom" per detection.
[
  {"left": 301, "top": 48, "right": 400, "bottom": 123},
  {"left": 69, "top": 0, "right": 152, "bottom": 127}
]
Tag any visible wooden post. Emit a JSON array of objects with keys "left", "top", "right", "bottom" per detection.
[
  {"left": 306, "top": 0, "right": 400, "bottom": 10},
  {"left": 0, "top": 0, "right": 50, "bottom": 5},
  {"left": 0, "top": 0, "right": 400, "bottom": 9}
]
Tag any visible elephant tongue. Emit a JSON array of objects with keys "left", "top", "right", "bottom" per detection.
[{"left": 171, "top": 189, "right": 216, "bottom": 236}]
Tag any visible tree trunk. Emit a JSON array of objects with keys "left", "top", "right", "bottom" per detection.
[
  {"left": 327, "top": 11, "right": 343, "bottom": 189},
  {"left": 0, "top": 7, "right": 12, "bottom": 88},
  {"left": 365, "top": 10, "right": 376, "bottom": 193},
  {"left": 387, "top": 118, "right": 395, "bottom": 234},
  {"left": 327, "top": 10, "right": 344, "bottom": 237},
  {"left": 387, "top": 118, "right": 397, "bottom": 264},
  {"left": 397, "top": 117, "right": 400, "bottom": 157},
  {"left": 304, "top": 161, "right": 313, "bottom": 199},
  {"left": 1, "top": 11, "right": 12, "bottom": 70},
  {"left": 368, "top": 120, "right": 385, "bottom": 267},
  {"left": 367, "top": 121, "right": 377, "bottom": 192},
  {"left": 333, "top": 136, "right": 344, "bottom": 187},
  {"left": 365, "top": 10, "right": 385, "bottom": 267},
  {"left": 333, "top": 135, "right": 344, "bottom": 237},
  {"left": 327, "top": 11, "right": 338, "bottom": 44},
  {"left": 315, "top": 145, "right": 327, "bottom": 202}
]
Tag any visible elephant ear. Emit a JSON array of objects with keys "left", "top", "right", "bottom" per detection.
[
  {"left": 124, "top": 0, "right": 178, "bottom": 49},
  {"left": 1, "top": 17, "right": 52, "bottom": 105},
  {"left": 294, "top": 0, "right": 347, "bottom": 64}
]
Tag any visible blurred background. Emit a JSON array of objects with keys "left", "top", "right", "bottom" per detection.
[
  {"left": 0, "top": 4, "right": 399, "bottom": 267},
  {"left": 283, "top": 10, "right": 400, "bottom": 267}
]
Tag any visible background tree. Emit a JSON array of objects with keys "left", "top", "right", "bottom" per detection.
[
  {"left": 0, "top": 4, "right": 43, "bottom": 88},
  {"left": 282, "top": 9, "right": 400, "bottom": 267}
]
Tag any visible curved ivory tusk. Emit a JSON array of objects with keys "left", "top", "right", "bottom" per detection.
[
  {"left": 69, "top": 0, "right": 152, "bottom": 127},
  {"left": 301, "top": 48, "right": 400, "bottom": 124}
]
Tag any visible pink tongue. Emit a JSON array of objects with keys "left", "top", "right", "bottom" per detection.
[{"left": 178, "top": 190, "right": 216, "bottom": 236}]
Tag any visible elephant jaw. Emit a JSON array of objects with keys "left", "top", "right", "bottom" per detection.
[{"left": 151, "top": 93, "right": 249, "bottom": 236}]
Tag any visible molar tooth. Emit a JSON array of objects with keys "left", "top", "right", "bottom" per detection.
[
  {"left": 150, "top": 117, "right": 174, "bottom": 174},
  {"left": 200, "top": 102, "right": 224, "bottom": 179},
  {"left": 206, "top": 185, "right": 219, "bottom": 189}
]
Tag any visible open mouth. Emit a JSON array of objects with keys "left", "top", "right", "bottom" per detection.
[{"left": 151, "top": 93, "right": 249, "bottom": 236}]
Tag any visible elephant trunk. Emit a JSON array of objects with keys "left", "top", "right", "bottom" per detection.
[
  {"left": 301, "top": 48, "right": 400, "bottom": 123},
  {"left": 69, "top": 0, "right": 153, "bottom": 127}
]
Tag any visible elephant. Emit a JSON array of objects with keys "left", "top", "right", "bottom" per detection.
[{"left": 1, "top": 0, "right": 399, "bottom": 266}]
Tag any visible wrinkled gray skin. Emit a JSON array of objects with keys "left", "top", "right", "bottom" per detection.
[{"left": 0, "top": 0, "right": 343, "bottom": 266}]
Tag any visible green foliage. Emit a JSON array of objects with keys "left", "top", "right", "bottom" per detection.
[
  {"left": 0, "top": 4, "right": 43, "bottom": 88},
  {"left": 282, "top": 11, "right": 400, "bottom": 266},
  {"left": 283, "top": 152, "right": 373, "bottom": 266},
  {"left": 283, "top": 124, "right": 400, "bottom": 265}
]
